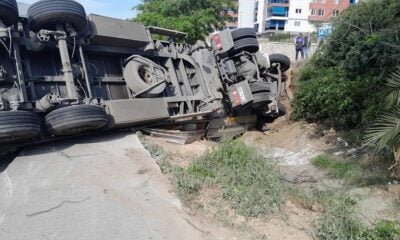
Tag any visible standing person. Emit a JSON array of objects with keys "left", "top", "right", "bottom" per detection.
[
  {"left": 303, "top": 33, "right": 311, "bottom": 59},
  {"left": 294, "top": 33, "right": 304, "bottom": 61}
]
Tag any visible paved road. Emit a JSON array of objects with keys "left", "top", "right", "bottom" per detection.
[{"left": 0, "top": 133, "right": 208, "bottom": 240}]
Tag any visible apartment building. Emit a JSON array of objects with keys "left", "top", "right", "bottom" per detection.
[
  {"left": 237, "top": 0, "right": 256, "bottom": 28},
  {"left": 265, "top": 0, "right": 289, "bottom": 31},
  {"left": 309, "top": 0, "right": 352, "bottom": 22},
  {"left": 237, "top": 0, "right": 359, "bottom": 34},
  {"left": 286, "top": 0, "right": 314, "bottom": 33},
  {"left": 226, "top": 9, "right": 239, "bottom": 29}
]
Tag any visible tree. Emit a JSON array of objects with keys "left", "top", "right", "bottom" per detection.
[
  {"left": 133, "top": 0, "right": 236, "bottom": 43},
  {"left": 364, "top": 67, "right": 400, "bottom": 178}
]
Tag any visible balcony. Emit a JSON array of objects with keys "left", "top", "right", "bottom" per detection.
[
  {"left": 268, "top": 0, "right": 289, "bottom": 4},
  {"left": 267, "top": 0, "right": 289, "bottom": 7},
  {"left": 266, "top": 6, "right": 289, "bottom": 19}
]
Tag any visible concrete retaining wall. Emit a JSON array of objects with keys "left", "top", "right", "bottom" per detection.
[{"left": 258, "top": 39, "right": 318, "bottom": 62}]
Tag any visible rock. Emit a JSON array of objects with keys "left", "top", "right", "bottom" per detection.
[
  {"left": 329, "top": 128, "right": 336, "bottom": 134},
  {"left": 347, "top": 148, "right": 357, "bottom": 155},
  {"left": 333, "top": 151, "right": 345, "bottom": 156},
  {"left": 311, "top": 203, "right": 324, "bottom": 212}
]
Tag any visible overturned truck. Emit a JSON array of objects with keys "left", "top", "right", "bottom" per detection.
[{"left": 0, "top": 0, "right": 290, "bottom": 151}]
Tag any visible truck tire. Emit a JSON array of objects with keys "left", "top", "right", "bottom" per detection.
[
  {"left": 269, "top": 54, "right": 291, "bottom": 72},
  {"left": 231, "top": 28, "right": 257, "bottom": 41},
  {"left": 0, "top": 111, "right": 41, "bottom": 143},
  {"left": 252, "top": 91, "right": 270, "bottom": 105},
  {"left": 27, "top": 0, "right": 87, "bottom": 33},
  {"left": 46, "top": 105, "right": 108, "bottom": 136},
  {"left": 123, "top": 57, "right": 167, "bottom": 98},
  {"left": 249, "top": 81, "right": 270, "bottom": 93},
  {"left": 0, "top": 0, "right": 18, "bottom": 27},
  {"left": 230, "top": 38, "right": 259, "bottom": 55}
]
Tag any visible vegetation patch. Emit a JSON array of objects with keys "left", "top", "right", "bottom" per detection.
[
  {"left": 173, "top": 139, "right": 283, "bottom": 217},
  {"left": 268, "top": 33, "right": 292, "bottom": 42},
  {"left": 316, "top": 196, "right": 400, "bottom": 240},
  {"left": 312, "top": 154, "right": 388, "bottom": 186}
]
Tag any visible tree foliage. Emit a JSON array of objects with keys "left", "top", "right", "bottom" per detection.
[
  {"left": 133, "top": 0, "right": 236, "bottom": 43},
  {"left": 363, "top": 67, "right": 400, "bottom": 177},
  {"left": 292, "top": 0, "right": 400, "bottom": 129}
]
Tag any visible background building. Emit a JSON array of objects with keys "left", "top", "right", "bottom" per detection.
[
  {"left": 265, "top": 0, "right": 289, "bottom": 31},
  {"left": 286, "top": 0, "right": 314, "bottom": 33},
  {"left": 238, "top": 0, "right": 255, "bottom": 28},
  {"left": 226, "top": 9, "right": 238, "bottom": 29},
  {"left": 236, "top": 0, "right": 359, "bottom": 34}
]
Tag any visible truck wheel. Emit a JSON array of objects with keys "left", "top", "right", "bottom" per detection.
[
  {"left": 46, "top": 105, "right": 108, "bottom": 136},
  {"left": 231, "top": 28, "right": 257, "bottom": 41},
  {"left": 269, "top": 54, "right": 291, "bottom": 72},
  {"left": 252, "top": 91, "right": 270, "bottom": 106},
  {"left": 0, "top": 111, "right": 41, "bottom": 143},
  {"left": 249, "top": 81, "right": 270, "bottom": 93},
  {"left": 230, "top": 38, "right": 259, "bottom": 55},
  {"left": 123, "top": 57, "right": 167, "bottom": 98},
  {"left": 0, "top": 0, "right": 18, "bottom": 27},
  {"left": 27, "top": 0, "right": 87, "bottom": 32}
]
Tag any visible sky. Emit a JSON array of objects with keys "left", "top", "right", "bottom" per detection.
[{"left": 19, "top": 0, "right": 141, "bottom": 20}]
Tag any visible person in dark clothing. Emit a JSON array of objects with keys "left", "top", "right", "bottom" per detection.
[{"left": 294, "top": 33, "right": 305, "bottom": 61}]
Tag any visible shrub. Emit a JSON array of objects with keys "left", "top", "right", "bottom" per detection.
[{"left": 292, "top": 0, "right": 400, "bottom": 129}]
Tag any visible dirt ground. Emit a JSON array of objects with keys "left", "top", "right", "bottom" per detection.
[{"left": 144, "top": 100, "right": 400, "bottom": 239}]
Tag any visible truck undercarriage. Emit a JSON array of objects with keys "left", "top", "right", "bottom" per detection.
[{"left": 0, "top": 0, "right": 290, "bottom": 154}]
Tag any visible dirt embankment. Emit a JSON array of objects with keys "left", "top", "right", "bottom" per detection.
[{"left": 145, "top": 108, "right": 400, "bottom": 239}]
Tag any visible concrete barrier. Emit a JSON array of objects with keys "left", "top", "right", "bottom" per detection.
[{"left": 258, "top": 39, "right": 318, "bottom": 63}]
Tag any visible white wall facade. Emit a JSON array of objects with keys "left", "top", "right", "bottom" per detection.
[
  {"left": 256, "top": 0, "right": 266, "bottom": 33},
  {"left": 238, "top": 0, "right": 256, "bottom": 28},
  {"left": 286, "top": 0, "right": 315, "bottom": 33}
]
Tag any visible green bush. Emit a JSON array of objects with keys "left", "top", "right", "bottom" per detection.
[
  {"left": 269, "top": 33, "right": 292, "bottom": 42},
  {"left": 174, "top": 139, "right": 283, "bottom": 217},
  {"left": 292, "top": 0, "right": 400, "bottom": 129}
]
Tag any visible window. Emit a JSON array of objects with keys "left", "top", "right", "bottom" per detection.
[
  {"left": 318, "top": 9, "right": 325, "bottom": 16},
  {"left": 334, "top": 0, "right": 343, "bottom": 4},
  {"left": 295, "top": 8, "right": 302, "bottom": 14},
  {"left": 319, "top": 0, "right": 326, "bottom": 3},
  {"left": 294, "top": 21, "right": 301, "bottom": 26},
  {"left": 310, "top": 9, "right": 317, "bottom": 15},
  {"left": 333, "top": 10, "right": 339, "bottom": 16}
]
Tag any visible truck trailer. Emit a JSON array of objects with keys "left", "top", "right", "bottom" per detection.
[{"left": 0, "top": 0, "right": 290, "bottom": 153}]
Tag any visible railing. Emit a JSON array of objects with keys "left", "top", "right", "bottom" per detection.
[{"left": 268, "top": 0, "right": 289, "bottom": 4}]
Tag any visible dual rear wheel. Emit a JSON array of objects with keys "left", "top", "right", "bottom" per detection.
[
  {"left": 0, "top": 105, "right": 108, "bottom": 144},
  {"left": 0, "top": 0, "right": 87, "bottom": 32}
]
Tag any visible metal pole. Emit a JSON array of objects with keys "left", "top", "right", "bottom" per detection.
[
  {"left": 13, "top": 41, "right": 28, "bottom": 103},
  {"left": 78, "top": 46, "right": 93, "bottom": 98},
  {"left": 56, "top": 26, "right": 78, "bottom": 100}
]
